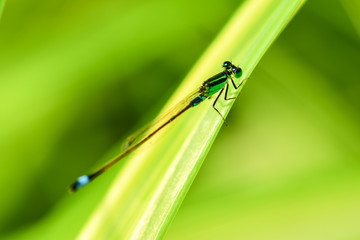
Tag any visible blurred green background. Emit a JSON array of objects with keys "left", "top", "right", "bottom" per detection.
[{"left": 0, "top": 0, "right": 359, "bottom": 239}]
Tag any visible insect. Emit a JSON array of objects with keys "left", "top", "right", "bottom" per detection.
[{"left": 70, "top": 61, "right": 243, "bottom": 192}]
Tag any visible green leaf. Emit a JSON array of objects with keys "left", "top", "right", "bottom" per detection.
[
  {"left": 7, "top": 0, "right": 305, "bottom": 239},
  {"left": 341, "top": 0, "right": 360, "bottom": 37},
  {"left": 0, "top": 0, "right": 5, "bottom": 20}
]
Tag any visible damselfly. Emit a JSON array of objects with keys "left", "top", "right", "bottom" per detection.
[{"left": 70, "top": 61, "right": 243, "bottom": 192}]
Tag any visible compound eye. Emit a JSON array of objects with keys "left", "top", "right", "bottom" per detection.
[
  {"left": 233, "top": 67, "right": 242, "bottom": 78},
  {"left": 222, "top": 61, "right": 232, "bottom": 69}
]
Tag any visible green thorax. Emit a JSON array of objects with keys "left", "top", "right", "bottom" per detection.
[{"left": 202, "top": 71, "right": 228, "bottom": 97}]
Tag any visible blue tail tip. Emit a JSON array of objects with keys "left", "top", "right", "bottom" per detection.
[{"left": 70, "top": 175, "right": 90, "bottom": 192}]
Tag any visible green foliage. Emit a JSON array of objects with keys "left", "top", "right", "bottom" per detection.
[
  {"left": 0, "top": 1, "right": 4, "bottom": 19},
  {"left": 165, "top": 1, "right": 360, "bottom": 240},
  {"left": 1, "top": 0, "right": 359, "bottom": 239}
]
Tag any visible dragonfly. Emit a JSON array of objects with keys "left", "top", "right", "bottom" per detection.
[{"left": 70, "top": 61, "right": 244, "bottom": 192}]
